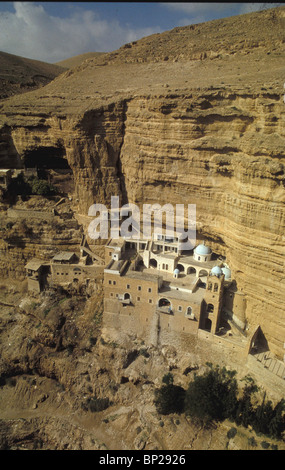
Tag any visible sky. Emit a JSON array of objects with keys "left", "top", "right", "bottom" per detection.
[{"left": 0, "top": 2, "right": 281, "bottom": 63}]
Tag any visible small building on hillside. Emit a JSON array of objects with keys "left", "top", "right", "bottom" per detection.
[{"left": 25, "top": 259, "right": 46, "bottom": 293}]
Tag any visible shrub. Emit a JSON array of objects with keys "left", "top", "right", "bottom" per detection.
[
  {"left": 184, "top": 364, "right": 238, "bottom": 424},
  {"left": 248, "top": 436, "right": 257, "bottom": 448},
  {"left": 261, "top": 441, "right": 270, "bottom": 449},
  {"left": 227, "top": 427, "right": 237, "bottom": 439},
  {"left": 154, "top": 375, "right": 185, "bottom": 415},
  {"left": 28, "top": 176, "right": 56, "bottom": 196},
  {"left": 84, "top": 395, "right": 110, "bottom": 413}
]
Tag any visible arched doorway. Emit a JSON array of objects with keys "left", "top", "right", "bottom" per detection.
[
  {"left": 176, "top": 264, "right": 185, "bottom": 273},
  {"left": 158, "top": 298, "right": 171, "bottom": 308},
  {"left": 149, "top": 258, "right": 157, "bottom": 268},
  {"left": 187, "top": 267, "right": 196, "bottom": 275},
  {"left": 199, "top": 269, "right": 208, "bottom": 277},
  {"left": 158, "top": 298, "right": 172, "bottom": 313},
  {"left": 205, "top": 318, "right": 212, "bottom": 331}
]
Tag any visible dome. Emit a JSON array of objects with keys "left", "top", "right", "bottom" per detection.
[
  {"left": 194, "top": 243, "right": 212, "bottom": 255},
  {"left": 222, "top": 266, "right": 231, "bottom": 280},
  {"left": 210, "top": 265, "right": 223, "bottom": 277},
  {"left": 173, "top": 268, "right": 180, "bottom": 274}
]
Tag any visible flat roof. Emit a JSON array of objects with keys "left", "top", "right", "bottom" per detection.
[
  {"left": 52, "top": 251, "right": 76, "bottom": 261},
  {"left": 158, "top": 286, "right": 205, "bottom": 304},
  {"left": 25, "top": 259, "right": 43, "bottom": 271}
]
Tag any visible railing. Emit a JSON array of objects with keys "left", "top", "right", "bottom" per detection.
[{"left": 156, "top": 306, "right": 173, "bottom": 315}]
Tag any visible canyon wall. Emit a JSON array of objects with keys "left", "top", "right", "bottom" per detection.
[{"left": 0, "top": 86, "right": 284, "bottom": 359}]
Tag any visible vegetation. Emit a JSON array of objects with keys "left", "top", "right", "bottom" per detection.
[
  {"left": 82, "top": 395, "right": 110, "bottom": 413},
  {"left": 154, "top": 373, "right": 185, "bottom": 415},
  {"left": 153, "top": 363, "right": 285, "bottom": 441},
  {"left": 7, "top": 173, "right": 56, "bottom": 197},
  {"left": 184, "top": 364, "right": 238, "bottom": 424}
]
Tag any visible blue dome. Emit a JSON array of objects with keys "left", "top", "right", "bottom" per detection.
[
  {"left": 210, "top": 266, "right": 222, "bottom": 276},
  {"left": 194, "top": 244, "right": 211, "bottom": 255},
  {"left": 173, "top": 268, "right": 180, "bottom": 274},
  {"left": 222, "top": 267, "right": 231, "bottom": 280}
]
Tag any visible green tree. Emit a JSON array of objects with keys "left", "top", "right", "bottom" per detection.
[
  {"left": 184, "top": 364, "right": 238, "bottom": 424},
  {"left": 235, "top": 376, "right": 258, "bottom": 428},
  {"left": 268, "top": 398, "right": 285, "bottom": 439},
  {"left": 254, "top": 393, "right": 274, "bottom": 436},
  {"left": 29, "top": 176, "right": 55, "bottom": 196},
  {"left": 154, "top": 374, "right": 185, "bottom": 415}
]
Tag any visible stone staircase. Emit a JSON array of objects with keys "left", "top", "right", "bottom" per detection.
[{"left": 251, "top": 350, "right": 285, "bottom": 380}]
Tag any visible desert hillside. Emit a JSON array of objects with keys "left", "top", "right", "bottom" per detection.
[
  {"left": 0, "top": 6, "right": 284, "bottom": 450},
  {"left": 0, "top": 50, "right": 66, "bottom": 100},
  {"left": 55, "top": 52, "right": 106, "bottom": 69}
]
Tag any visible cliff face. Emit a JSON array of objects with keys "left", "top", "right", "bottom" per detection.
[{"left": 0, "top": 7, "right": 284, "bottom": 359}]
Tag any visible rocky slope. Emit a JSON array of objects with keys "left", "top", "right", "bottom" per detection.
[
  {"left": 0, "top": 51, "right": 66, "bottom": 100},
  {"left": 0, "top": 6, "right": 284, "bottom": 379},
  {"left": 0, "top": 282, "right": 284, "bottom": 450}
]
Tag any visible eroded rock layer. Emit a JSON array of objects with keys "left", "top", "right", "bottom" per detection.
[{"left": 0, "top": 7, "right": 284, "bottom": 359}]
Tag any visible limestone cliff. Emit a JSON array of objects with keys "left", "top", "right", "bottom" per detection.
[{"left": 0, "top": 7, "right": 284, "bottom": 360}]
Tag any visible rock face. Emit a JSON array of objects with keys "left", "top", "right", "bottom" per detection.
[{"left": 0, "top": 7, "right": 284, "bottom": 359}]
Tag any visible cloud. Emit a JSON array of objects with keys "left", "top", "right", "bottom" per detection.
[{"left": 0, "top": 2, "right": 161, "bottom": 63}]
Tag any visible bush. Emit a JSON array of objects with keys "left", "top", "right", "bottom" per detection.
[
  {"left": 28, "top": 176, "right": 55, "bottom": 196},
  {"left": 227, "top": 427, "right": 237, "bottom": 439},
  {"left": 248, "top": 436, "right": 257, "bottom": 448},
  {"left": 184, "top": 364, "right": 238, "bottom": 424},
  {"left": 261, "top": 441, "right": 270, "bottom": 449},
  {"left": 154, "top": 375, "right": 185, "bottom": 415},
  {"left": 84, "top": 395, "right": 110, "bottom": 413}
]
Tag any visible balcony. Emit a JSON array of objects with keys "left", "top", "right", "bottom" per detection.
[{"left": 156, "top": 306, "right": 174, "bottom": 315}]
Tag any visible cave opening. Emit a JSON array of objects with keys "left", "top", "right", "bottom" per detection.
[
  {"left": 23, "top": 146, "right": 70, "bottom": 170},
  {"left": 23, "top": 146, "right": 74, "bottom": 195}
]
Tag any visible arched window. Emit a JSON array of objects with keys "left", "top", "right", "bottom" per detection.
[
  {"left": 214, "top": 283, "right": 219, "bottom": 292},
  {"left": 149, "top": 258, "right": 157, "bottom": 268},
  {"left": 186, "top": 306, "right": 193, "bottom": 316},
  {"left": 206, "top": 303, "right": 214, "bottom": 313},
  {"left": 208, "top": 282, "right": 212, "bottom": 291}
]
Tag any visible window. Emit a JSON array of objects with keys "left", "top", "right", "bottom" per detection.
[
  {"left": 137, "top": 296, "right": 140, "bottom": 301},
  {"left": 127, "top": 284, "right": 130, "bottom": 289},
  {"left": 148, "top": 287, "right": 152, "bottom": 293},
  {"left": 149, "top": 299, "right": 152, "bottom": 303},
  {"left": 113, "top": 280, "right": 116, "bottom": 285},
  {"left": 214, "top": 283, "right": 218, "bottom": 292},
  {"left": 110, "top": 293, "right": 113, "bottom": 297},
  {"left": 208, "top": 282, "right": 212, "bottom": 291},
  {"left": 138, "top": 285, "right": 141, "bottom": 291},
  {"left": 178, "top": 306, "right": 182, "bottom": 312},
  {"left": 162, "top": 263, "right": 165, "bottom": 269},
  {"left": 166, "top": 264, "right": 168, "bottom": 270},
  {"left": 108, "top": 280, "right": 112, "bottom": 285}
]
